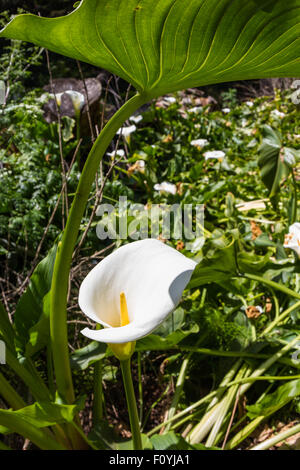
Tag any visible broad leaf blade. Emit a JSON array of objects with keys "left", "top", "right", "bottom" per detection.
[
  {"left": 0, "top": 0, "right": 299, "bottom": 96},
  {"left": 14, "top": 245, "right": 57, "bottom": 355}
]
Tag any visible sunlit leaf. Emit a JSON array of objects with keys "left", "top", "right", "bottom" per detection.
[{"left": 0, "top": 0, "right": 299, "bottom": 97}]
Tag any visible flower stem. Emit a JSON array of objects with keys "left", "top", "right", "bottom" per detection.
[
  {"left": 250, "top": 422, "right": 300, "bottom": 450},
  {"left": 93, "top": 359, "right": 103, "bottom": 426},
  {"left": 49, "top": 92, "right": 147, "bottom": 406},
  {"left": 120, "top": 358, "right": 143, "bottom": 450}
]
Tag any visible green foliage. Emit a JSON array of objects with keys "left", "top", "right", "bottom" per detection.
[
  {"left": 0, "top": 0, "right": 300, "bottom": 451},
  {"left": 247, "top": 379, "right": 300, "bottom": 419}
]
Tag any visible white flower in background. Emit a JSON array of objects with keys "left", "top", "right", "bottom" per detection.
[
  {"left": 164, "top": 96, "right": 176, "bottom": 104},
  {"left": 245, "top": 101, "right": 254, "bottom": 108},
  {"left": 129, "top": 114, "right": 143, "bottom": 124},
  {"left": 203, "top": 150, "right": 225, "bottom": 161},
  {"left": 190, "top": 139, "right": 209, "bottom": 148},
  {"left": 49, "top": 90, "right": 85, "bottom": 112},
  {"left": 79, "top": 239, "right": 197, "bottom": 347},
  {"left": 107, "top": 149, "right": 125, "bottom": 158},
  {"left": 154, "top": 181, "right": 177, "bottom": 195},
  {"left": 49, "top": 92, "right": 63, "bottom": 107},
  {"left": 188, "top": 107, "right": 203, "bottom": 114},
  {"left": 136, "top": 160, "right": 145, "bottom": 172},
  {"left": 284, "top": 223, "right": 300, "bottom": 258},
  {"left": 271, "top": 109, "right": 286, "bottom": 119},
  {"left": 117, "top": 125, "right": 137, "bottom": 137},
  {"left": 222, "top": 108, "right": 231, "bottom": 114},
  {"left": 64, "top": 90, "right": 85, "bottom": 112},
  {"left": 128, "top": 160, "right": 146, "bottom": 175}
]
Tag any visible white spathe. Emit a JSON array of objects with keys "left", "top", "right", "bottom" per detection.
[
  {"left": 117, "top": 125, "right": 137, "bottom": 137},
  {"left": 204, "top": 150, "right": 225, "bottom": 160},
  {"left": 154, "top": 182, "right": 177, "bottom": 195},
  {"left": 284, "top": 223, "right": 300, "bottom": 258},
  {"left": 49, "top": 90, "right": 85, "bottom": 112},
  {"left": 129, "top": 114, "right": 143, "bottom": 124},
  {"left": 65, "top": 90, "right": 85, "bottom": 112},
  {"left": 79, "top": 239, "right": 196, "bottom": 343},
  {"left": 107, "top": 149, "right": 125, "bottom": 158},
  {"left": 190, "top": 139, "right": 209, "bottom": 148}
]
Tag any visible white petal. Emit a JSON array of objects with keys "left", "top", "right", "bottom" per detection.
[
  {"left": 117, "top": 125, "right": 136, "bottom": 137},
  {"left": 79, "top": 239, "right": 196, "bottom": 343},
  {"left": 204, "top": 151, "right": 225, "bottom": 160},
  {"left": 154, "top": 182, "right": 177, "bottom": 195},
  {"left": 190, "top": 139, "right": 209, "bottom": 148},
  {"left": 129, "top": 115, "right": 143, "bottom": 124}
]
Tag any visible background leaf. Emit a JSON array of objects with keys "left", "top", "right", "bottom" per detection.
[
  {"left": 14, "top": 245, "right": 57, "bottom": 355},
  {"left": 258, "top": 125, "right": 290, "bottom": 197}
]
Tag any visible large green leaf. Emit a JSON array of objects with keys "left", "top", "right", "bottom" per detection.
[{"left": 0, "top": 0, "right": 299, "bottom": 97}]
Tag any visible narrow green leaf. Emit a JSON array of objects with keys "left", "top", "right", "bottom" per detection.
[
  {"left": 14, "top": 245, "right": 57, "bottom": 355},
  {"left": 0, "top": 300, "right": 15, "bottom": 351},
  {"left": 150, "top": 431, "right": 218, "bottom": 450},
  {"left": 258, "top": 125, "right": 290, "bottom": 197},
  {"left": 0, "top": 401, "right": 82, "bottom": 434}
]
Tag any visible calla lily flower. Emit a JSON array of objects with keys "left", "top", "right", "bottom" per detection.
[
  {"left": 164, "top": 96, "right": 176, "bottom": 104},
  {"left": 79, "top": 239, "right": 196, "bottom": 348},
  {"left": 190, "top": 139, "right": 209, "bottom": 149},
  {"left": 203, "top": 150, "right": 225, "bottom": 161},
  {"left": 154, "top": 182, "right": 177, "bottom": 195},
  {"left": 64, "top": 90, "right": 85, "bottom": 112},
  {"left": 129, "top": 114, "right": 143, "bottom": 124},
  {"left": 284, "top": 223, "right": 300, "bottom": 258},
  {"left": 117, "top": 125, "right": 136, "bottom": 137},
  {"left": 188, "top": 107, "right": 203, "bottom": 114},
  {"left": 49, "top": 90, "right": 85, "bottom": 112},
  {"left": 107, "top": 149, "right": 125, "bottom": 158}
]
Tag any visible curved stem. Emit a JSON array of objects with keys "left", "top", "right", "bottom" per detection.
[
  {"left": 250, "top": 422, "right": 300, "bottom": 450},
  {"left": 50, "top": 92, "right": 147, "bottom": 405},
  {"left": 241, "top": 273, "right": 300, "bottom": 301},
  {"left": 120, "top": 358, "right": 143, "bottom": 450}
]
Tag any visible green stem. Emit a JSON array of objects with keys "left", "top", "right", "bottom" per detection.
[
  {"left": 50, "top": 92, "right": 147, "bottom": 405},
  {"left": 250, "top": 422, "right": 300, "bottom": 450},
  {"left": 261, "top": 300, "right": 300, "bottom": 337},
  {"left": 241, "top": 273, "right": 300, "bottom": 301},
  {"left": 164, "top": 356, "right": 189, "bottom": 433},
  {"left": 93, "top": 359, "right": 103, "bottom": 426},
  {"left": 137, "top": 352, "right": 143, "bottom": 425},
  {"left": 120, "top": 358, "right": 143, "bottom": 450}
]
